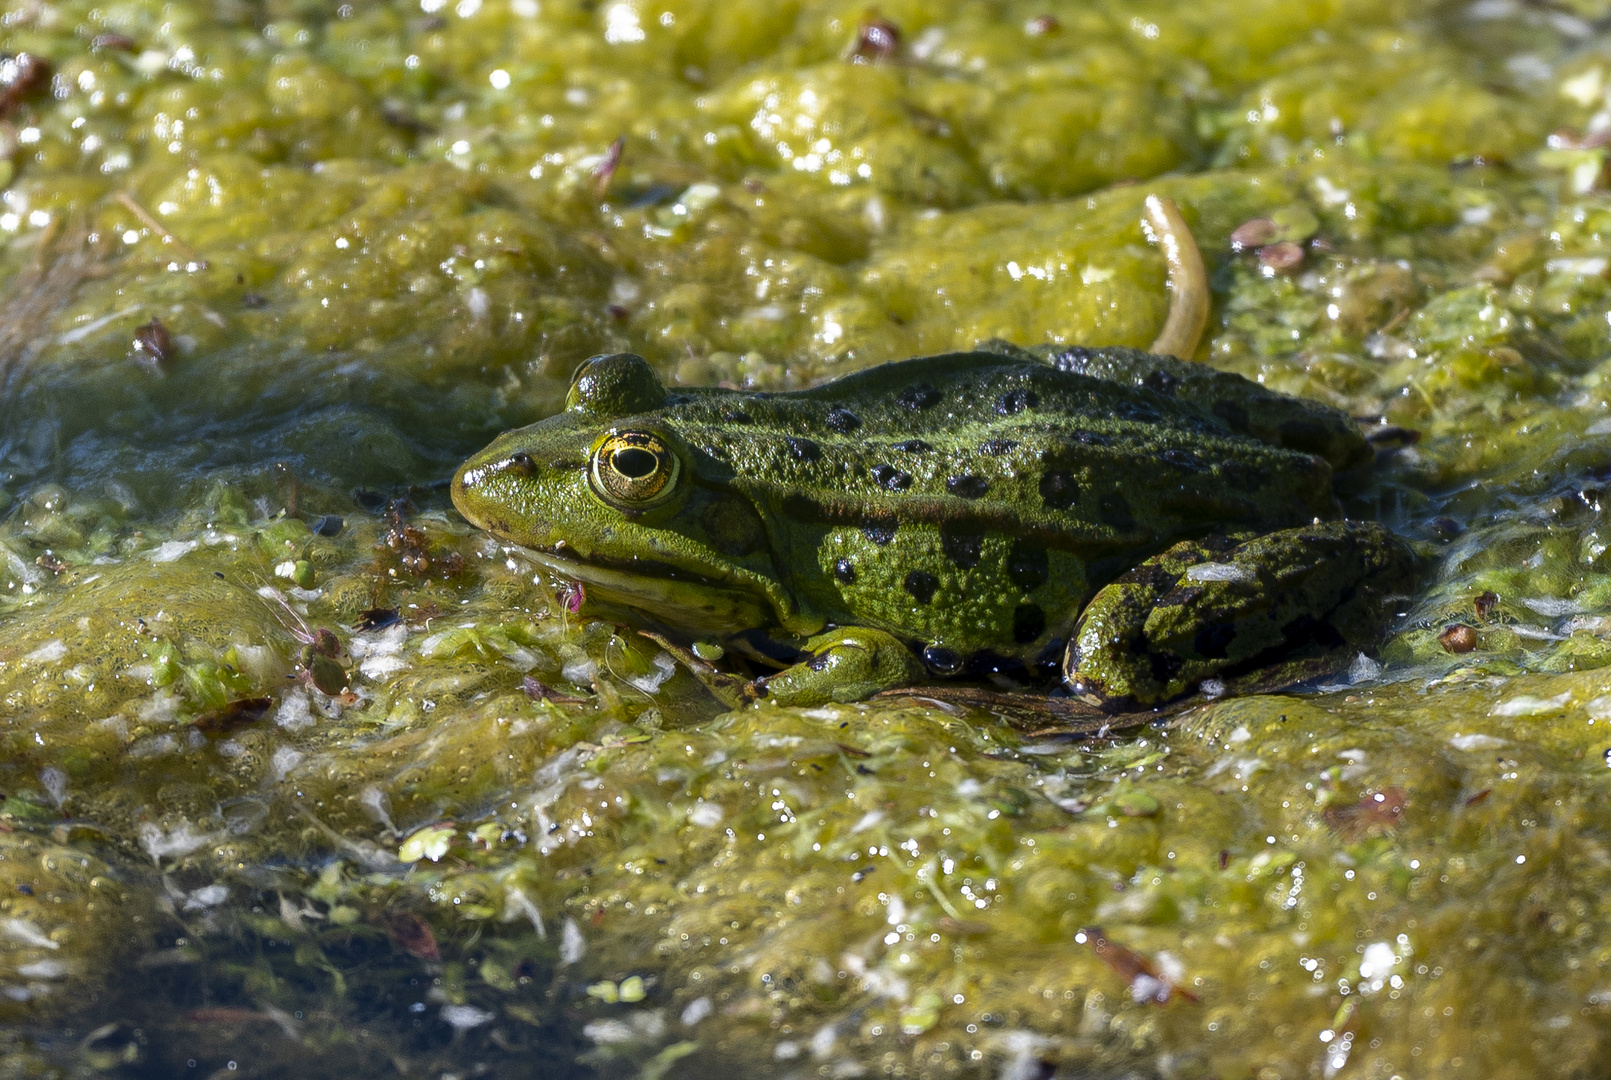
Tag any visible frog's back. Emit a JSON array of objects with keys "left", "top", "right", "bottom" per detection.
[{"left": 651, "top": 349, "right": 1358, "bottom": 674}]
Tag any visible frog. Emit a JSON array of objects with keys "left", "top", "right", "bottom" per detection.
[{"left": 451, "top": 345, "right": 1416, "bottom": 711}]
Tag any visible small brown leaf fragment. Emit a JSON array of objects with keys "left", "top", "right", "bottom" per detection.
[
  {"left": 1475, "top": 590, "right": 1499, "bottom": 621},
  {"left": 522, "top": 677, "right": 588, "bottom": 705},
  {"left": 1464, "top": 788, "right": 1492, "bottom": 806},
  {"left": 592, "top": 136, "right": 624, "bottom": 199},
  {"left": 90, "top": 33, "right": 138, "bottom": 52},
  {"left": 1324, "top": 786, "right": 1408, "bottom": 838},
  {"left": 386, "top": 911, "right": 440, "bottom": 961},
  {"left": 0, "top": 54, "right": 52, "bottom": 120},
  {"left": 1439, "top": 624, "right": 1478, "bottom": 654},
  {"left": 380, "top": 97, "right": 435, "bottom": 136},
  {"left": 1257, "top": 241, "right": 1305, "bottom": 270},
  {"left": 1230, "top": 218, "right": 1279, "bottom": 251},
  {"left": 849, "top": 15, "right": 901, "bottom": 62},
  {"left": 132, "top": 317, "right": 173, "bottom": 369},
  {"left": 1548, "top": 128, "right": 1611, "bottom": 151},
  {"left": 1081, "top": 926, "right": 1198, "bottom": 1004},
  {"left": 1025, "top": 14, "right": 1060, "bottom": 35},
  {"left": 193, "top": 696, "right": 274, "bottom": 734}
]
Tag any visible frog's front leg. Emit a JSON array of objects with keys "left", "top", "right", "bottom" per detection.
[
  {"left": 754, "top": 627, "right": 927, "bottom": 707},
  {"left": 1066, "top": 522, "right": 1417, "bottom": 710}
]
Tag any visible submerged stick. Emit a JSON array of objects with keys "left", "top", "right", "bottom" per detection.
[
  {"left": 1143, "top": 194, "right": 1208, "bottom": 361},
  {"left": 0, "top": 216, "right": 111, "bottom": 394}
]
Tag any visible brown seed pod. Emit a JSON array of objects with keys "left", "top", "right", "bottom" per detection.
[
  {"left": 0, "top": 54, "right": 52, "bottom": 120},
  {"left": 1438, "top": 624, "right": 1478, "bottom": 654},
  {"left": 1257, "top": 241, "right": 1305, "bottom": 271},
  {"left": 132, "top": 317, "right": 173, "bottom": 369},
  {"left": 1230, "top": 218, "right": 1279, "bottom": 250},
  {"left": 850, "top": 16, "right": 900, "bottom": 62}
]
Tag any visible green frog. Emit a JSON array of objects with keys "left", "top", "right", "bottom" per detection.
[{"left": 451, "top": 346, "right": 1415, "bottom": 710}]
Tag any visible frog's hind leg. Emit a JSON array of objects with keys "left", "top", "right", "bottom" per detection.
[{"left": 1065, "top": 522, "right": 1417, "bottom": 711}]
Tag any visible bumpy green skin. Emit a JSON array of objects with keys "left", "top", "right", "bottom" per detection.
[
  {"left": 756, "top": 627, "right": 928, "bottom": 707},
  {"left": 1067, "top": 522, "right": 1418, "bottom": 707},
  {"left": 454, "top": 348, "right": 1411, "bottom": 707}
]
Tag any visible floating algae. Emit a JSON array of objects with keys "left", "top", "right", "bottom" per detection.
[{"left": 5, "top": 0, "right": 1611, "bottom": 1076}]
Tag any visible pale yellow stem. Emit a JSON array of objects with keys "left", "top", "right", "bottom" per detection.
[
  {"left": 1144, "top": 194, "right": 1208, "bottom": 360},
  {"left": 113, "top": 190, "right": 206, "bottom": 265}
]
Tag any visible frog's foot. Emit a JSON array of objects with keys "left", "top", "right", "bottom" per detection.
[
  {"left": 1065, "top": 522, "right": 1417, "bottom": 710},
  {"left": 753, "top": 627, "right": 926, "bottom": 708}
]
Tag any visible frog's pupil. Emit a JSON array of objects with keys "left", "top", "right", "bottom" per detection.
[{"left": 612, "top": 448, "right": 659, "bottom": 478}]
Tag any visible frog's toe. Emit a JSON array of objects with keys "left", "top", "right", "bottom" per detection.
[
  {"left": 755, "top": 627, "right": 927, "bottom": 707},
  {"left": 1066, "top": 521, "right": 1416, "bottom": 709}
]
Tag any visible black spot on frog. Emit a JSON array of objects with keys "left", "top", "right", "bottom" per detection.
[
  {"left": 904, "top": 570, "right": 938, "bottom": 604},
  {"left": 826, "top": 408, "right": 861, "bottom": 434},
  {"left": 862, "top": 519, "right": 898, "bottom": 545},
  {"left": 1039, "top": 471, "right": 1078, "bottom": 510},
  {"left": 871, "top": 464, "right": 913, "bottom": 491},
  {"left": 1007, "top": 542, "right": 1048, "bottom": 591},
  {"left": 947, "top": 474, "right": 989, "bottom": 499},
  {"left": 1012, "top": 603, "right": 1046, "bottom": 643},
  {"left": 896, "top": 384, "right": 943, "bottom": 410},
  {"left": 940, "top": 527, "right": 983, "bottom": 569},
  {"left": 996, "top": 388, "right": 1038, "bottom": 415},
  {"left": 786, "top": 437, "right": 821, "bottom": 462}
]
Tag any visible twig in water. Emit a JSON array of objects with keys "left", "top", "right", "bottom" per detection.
[{"left": 113, "top": 190, "right": 207, "bottom": 267}]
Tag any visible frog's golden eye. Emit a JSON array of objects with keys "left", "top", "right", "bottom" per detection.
[{"left": 589, "top": 432, "right": 681, "bottom": 510}]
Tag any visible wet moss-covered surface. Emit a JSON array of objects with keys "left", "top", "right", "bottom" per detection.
[{"left": 8, "top": 0, "right": 1611, "bottom": 1075}]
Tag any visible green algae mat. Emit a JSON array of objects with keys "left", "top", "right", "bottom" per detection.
[{"left": 7, "top": 0, "right": 1611, "bottom": 1075}]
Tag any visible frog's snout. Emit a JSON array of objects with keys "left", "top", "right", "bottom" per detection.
[
  {"left": 450, "top": 452, "right": 531, "bottom": 535},
  {"left": 449, "top": 461, "right": 480, "bottom": 527}
]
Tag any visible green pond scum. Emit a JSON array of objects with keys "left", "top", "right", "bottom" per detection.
[{"left": 9, "top": 0, "right": 1611, "bottom": 1076}]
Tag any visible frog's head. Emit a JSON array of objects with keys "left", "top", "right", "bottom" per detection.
[{"left": 452, "top": 353, "right": 809, "bottom": 637}]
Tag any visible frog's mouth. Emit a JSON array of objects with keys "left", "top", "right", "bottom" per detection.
[{"left": 519, "top": 543, "right": 798, "bottom": 639}]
